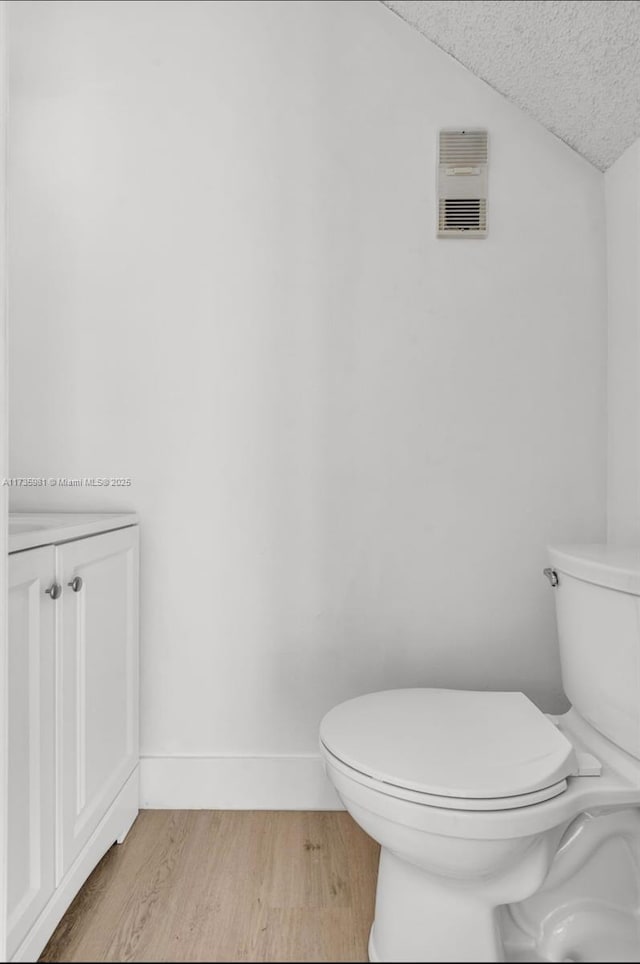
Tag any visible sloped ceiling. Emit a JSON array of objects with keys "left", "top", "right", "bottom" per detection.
[{"left": 382, "top": 0, "right": 640, "bottom": 170}]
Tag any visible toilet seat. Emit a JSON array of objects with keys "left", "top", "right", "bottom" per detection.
[
  {"left": 322, "top": 742, "right": 570, "bottom": 811},
  {"left": 320, "top": 688, "right": 578, "bottom": 810}
]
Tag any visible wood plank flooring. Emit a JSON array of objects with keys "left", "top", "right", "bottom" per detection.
[{"left": 39, "top": 811, "right": 380, "bottom": 963}]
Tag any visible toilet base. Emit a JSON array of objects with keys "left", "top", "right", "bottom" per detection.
[
  {"left": 367, "top": 925, "right": 379, "bottom": 963},
  {"left": 370, "top": 847, "right": 509, "bottom": 962},
  {"left": 368, "top": 810, "right": 640, "bottom": 963},
  {"left": 503, "top": 808, "right": 640, "bottom": 963}
]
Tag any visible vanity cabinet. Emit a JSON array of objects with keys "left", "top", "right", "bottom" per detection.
[
  {"left": 59, "top": 527, "right": 138, "bottom": 876},
  {"left": 7, "top": 546, "right": 56, "bottom": 958},
  {"left": 6, "top": 517, "right": 139, "bottom": 962}
]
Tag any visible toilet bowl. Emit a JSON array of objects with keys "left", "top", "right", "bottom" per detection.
[{"left": 319, "top": 545, "right": 640, "bottom": 963}]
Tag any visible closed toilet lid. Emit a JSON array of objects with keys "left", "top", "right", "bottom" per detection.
[{"left": 320, "top": 689, "right": 578, "bottom": 801}]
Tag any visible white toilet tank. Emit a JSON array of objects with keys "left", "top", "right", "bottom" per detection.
[{"left": 548, "top": 544, "right": 640, "bottom": 759}]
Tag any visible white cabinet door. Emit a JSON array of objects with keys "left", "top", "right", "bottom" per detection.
[
  {"left": 59, "top": 526, "right": 138, "bottom": 876},
  {"left": 7, "top": 547, "right": 56, "bottom": 959}
]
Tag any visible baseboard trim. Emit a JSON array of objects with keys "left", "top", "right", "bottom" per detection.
[{"left": 139, "top": 754, "right": 344, "bottom": 810}]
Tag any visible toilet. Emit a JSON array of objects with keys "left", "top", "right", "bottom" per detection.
[{"left": 319, "top": 545, "right": 640, "bottom": 963}]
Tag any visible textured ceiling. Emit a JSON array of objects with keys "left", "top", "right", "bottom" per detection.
[{"left": 382, "top": 0, "right": 640, "bottom": 170}]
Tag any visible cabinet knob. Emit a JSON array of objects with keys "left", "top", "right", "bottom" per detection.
[
  {"left": 68, "top": 576, "right": 84, "bottom": 593},
  {"left": 45, "top": 583, "right": 62, "bottom": 600}
]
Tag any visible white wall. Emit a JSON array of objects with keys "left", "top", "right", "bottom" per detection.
[
  {"left": 606, "top": 138, "right": 640, "bottom": 544},
  {"left": 8, "top": 0, "right": 607, "bottom": 806},
  {"left": 0, "top": 0, "right": 9, "bottom": 952}
]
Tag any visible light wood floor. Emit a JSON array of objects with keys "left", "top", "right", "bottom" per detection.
[{"left": 39, "top": 811, "right": 380, "bottom": 963}]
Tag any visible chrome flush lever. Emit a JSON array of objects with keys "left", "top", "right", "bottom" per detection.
[{"left": 543, "top": 567, "right": 559, "bottom": 588}]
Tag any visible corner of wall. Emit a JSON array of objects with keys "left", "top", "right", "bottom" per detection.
[{"left": 605, "top": 138, "right": 640, "bottom": 544}]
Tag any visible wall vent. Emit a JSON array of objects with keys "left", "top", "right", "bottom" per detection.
[{"left": 438, "top": 129, "right": 488, "bottom": 238}]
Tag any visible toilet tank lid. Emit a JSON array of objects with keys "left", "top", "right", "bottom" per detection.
[{"left": 549, "top": 544, "right": 640, "bottom": 596}]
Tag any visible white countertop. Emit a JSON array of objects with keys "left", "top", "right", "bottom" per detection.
[{"left": 9, "top": 512, "right": 139, "bottom": 553}]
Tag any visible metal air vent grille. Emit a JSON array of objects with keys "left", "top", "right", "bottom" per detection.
[
  {"left": 438, "top": 129, "right": 488, "bottom": 239},
  {"left": 438, "top": 198, "right": 487, "bottom": 233},
  {"left": 439, "top": 130, "right": 488, "bottom": 166}
]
